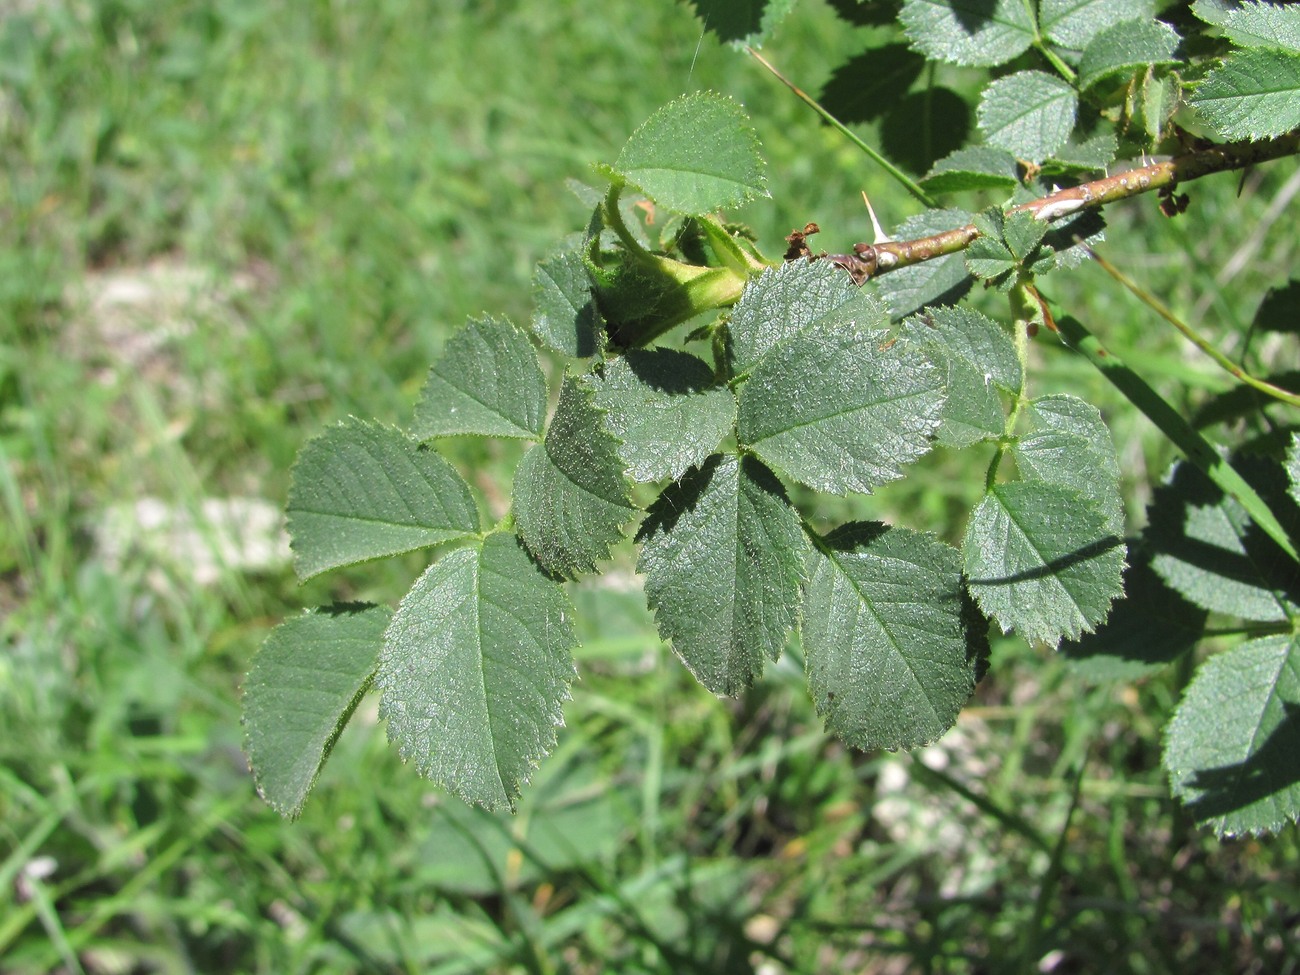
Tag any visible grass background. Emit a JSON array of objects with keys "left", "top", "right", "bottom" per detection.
[{"left": 2, "top": 0, "right": 1299, "bottom": 972}]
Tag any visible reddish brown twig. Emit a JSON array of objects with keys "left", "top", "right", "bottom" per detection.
[{"left": 810, "top": 132, "right": 1300, "bottom": 284}]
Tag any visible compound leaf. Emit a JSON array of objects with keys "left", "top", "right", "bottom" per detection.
[
  {"left": 803, "top": 523, "right": 982, "bottom": 751},
  {"left": 589, "top": 348, "right": 736, "bottom": 483},
  {"left": 378, "top": 533, "right": 577, "bottom": 811},
  {"left": 899, "top": 0, "right": 1035, "bottom": 67},
  {"left": 738, "top": 314, "right": 945, "bottom": 495},
  {"left": 638, "top": 454, "right": 806, "bottom": 696},
  {"left": 513, "top": 376, "right": 636, "bottom": 578},
  {"left": 412, "top": 315, "right": 547, "bottom": 441},
  {"left": 902, "top": 306, "right": 1019, "bottom": 448},
  {"left": 727, "top": 259, "right": 886, "bottom": 375},
  {"left": 1078, "top": 18, "right": 1182, "bottom": 91},
  {"left": 287, "top": 419, "right": 480, "bottom": 581},
  {"left": 1040, "top": 0, "right": 1156, "bottom": 51},
  {"left": 1165, "top": 634, "right": 1300, "bottom": 836},
  {"left": 977, "top": 71, "right": 1078, "bottom": 163},
  {"left": 614, "top": 92, "right": 767, "bottom": 215},
  {"left": 244, "top": 604, "right": 390, "bottom": 819},
  {"left": 1190, "top": 48, "right": 1300, "bottom": 140},
  {"left": 964, "top": 480, "right": 1126, "bottom": 647}
]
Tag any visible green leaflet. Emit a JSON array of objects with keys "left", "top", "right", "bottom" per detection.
[
  {"left": 963, "top": 480, "right": 1126, "bottom": 647},
  {"left": 637, "top": 454, "right": 806, "bottom": 697},
  {"left": 1165, "top": 634, "right": 1300, "bottom": 836},
  {"left": 589, "top": 348, "right": 737, "bottom": 483},
  {"left": 1191, "top": 0, "right": 1236, "bottom": 28},
  {"left": 921, "top": 146, "right": 1022, "bottom": 194},
  {"left": 876, "top": 208, "right": 976, "bottom": 320},
  {"left": 803, "top": 523, "right": 982, "bottom": 751},
  {"left": 902, "top": 305, "right": 1021, "bottom": 448},
  {"left": 531, "top": 247, "right": 604, "bottom": 359},
  {"left": 977, "top": 71, "right": 1078, "bottom": 163},
  {"left": 727, "top": 260, "right": 886, "bottom": 375},
  {"left": 965, "top": 208, "right": 1053, "bottom": 288},
  {"left": 243, "top": 604, "right": 391, "bottom": 818},
  {"left": 1012, "top": 394, "right": 1125, "bottom": 535},
  {"left": 1190, "top": 48, "right": 1300, "bottom": 140},
  {"left": 613, "top": 92, "right": 767, "bottom": 216},
  {"left": 1222, "top": 2, "right": 1300, "bottom": 53},
  {"left": 1040, "top": 0, "right": 1156, "bottom": 51},
  {"left": 286, "top": 418, "right": 480, "bottom": 581},
  {"left": 513, "top": 375, "right": 636, "bottom": 578},
  {"left": 1060, "top": 558, "right": 1206, "bottom": 682},
  {"left": 1078, "top": 19, "right": 1182, "bottom": 91},
  {"left": 898, "top": 0, "right": 1035, "bottom": 67},
  {"left": 737, "top": 314, "right": 945, "bottom": 496},
  {"left": 412, "top": 315, "right": 548, "bottom": 441},
  {"left": 1146, "top": 458, "right": 1300, "bottom": 623},
  {"left": 377, "top": 532, "right": 577, "bottom": 811}
]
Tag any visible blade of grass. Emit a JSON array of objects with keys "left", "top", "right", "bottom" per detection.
[{"left": 1084, "top": 244, "right": 1300, "bottom": 408}]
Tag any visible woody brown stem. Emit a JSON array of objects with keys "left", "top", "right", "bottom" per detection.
[{"left": 815, "top": 131, "right": 1300, "bottom": 284}]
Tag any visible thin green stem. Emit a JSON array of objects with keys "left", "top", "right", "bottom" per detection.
[
  {"left": 1084, "top": 243, "right": 1300, "bottom": 408},
  {"left": 745, "top": 47, "right": 938, "bottom": 208},
  {"left": 1044, "top": 300, "right": 1300, "bottom": 564},
  {"left": 602, "top": 181, "right": 654, "bottom": 264},
  {"left": 1036, "top": 39, "right": 1076, "bottom": 83},
  {"left": 985, "top": 284, "right": 1036, "bottom": 489}
]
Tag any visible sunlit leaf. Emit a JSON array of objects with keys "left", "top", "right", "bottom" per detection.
[
  {"left": 738, "top": 313, "right": 945, "bottom": 495},
  {"left": 1013, "top": 395, "right": 1125, "bottom": 534},
  {"left": 378, "top": 533, "right": 577, "bottom": 811},
  {"left": 1040, "top": 0, "right": 1156, "bottom": 51},
  {"left": 876, "top": 208, "right": 976, "bottom": 319},
  {"left": 244, "top": 604, "right": 391, "bottom": 818},
  {"left": 614, "top": 92, "right": 767, "bottom": 215},
  {"left": 803, "top": 522, "right": 982, "bottom": 750},
  {"left": 412, "top": 315, "right": 548, "bottom": 441},
  {"left": 531, "top": 248, "right": 604, "bottom": 359},
  {"left": 1223, "top": 2, "right": 1300, "bottom": 53},
  {"left": 1165, "top": 634, "right": 1300, "bottom": 836},
  {"left": 1078, "top": 19, "right": 1182, "bottom": 91},
  {"left": 899, "top": 0, "right": 1035, "bottom": 67},
  {"left": 513, "top": 376, "right": 636, "bottom": 578},
  {"left": 977, "top": 71, "right": 1078, "bottom": 163},
  {"left": 1190, "top": 48, "right": 1300, "bottom": 140},
  {"left": 902, "top": 305, "right": 1020, "bottom": 448},
  {"left": 727, "top": 259, "right": 885, "bottom": 375},
  {"left": 964, "top": 480, "right": 1125, "bottom": 646},
  {"left": 287, "top": 419, "right": 480, "bottom": 581},
  {"left": 921, "top": 146, "right": 1022, "bottom": 194},
  {"left": 589, "top": 348, "right": 737, "bottom": 483},
  {"left": 638, "top": 454, "right": 806, "bottom": 696}
]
